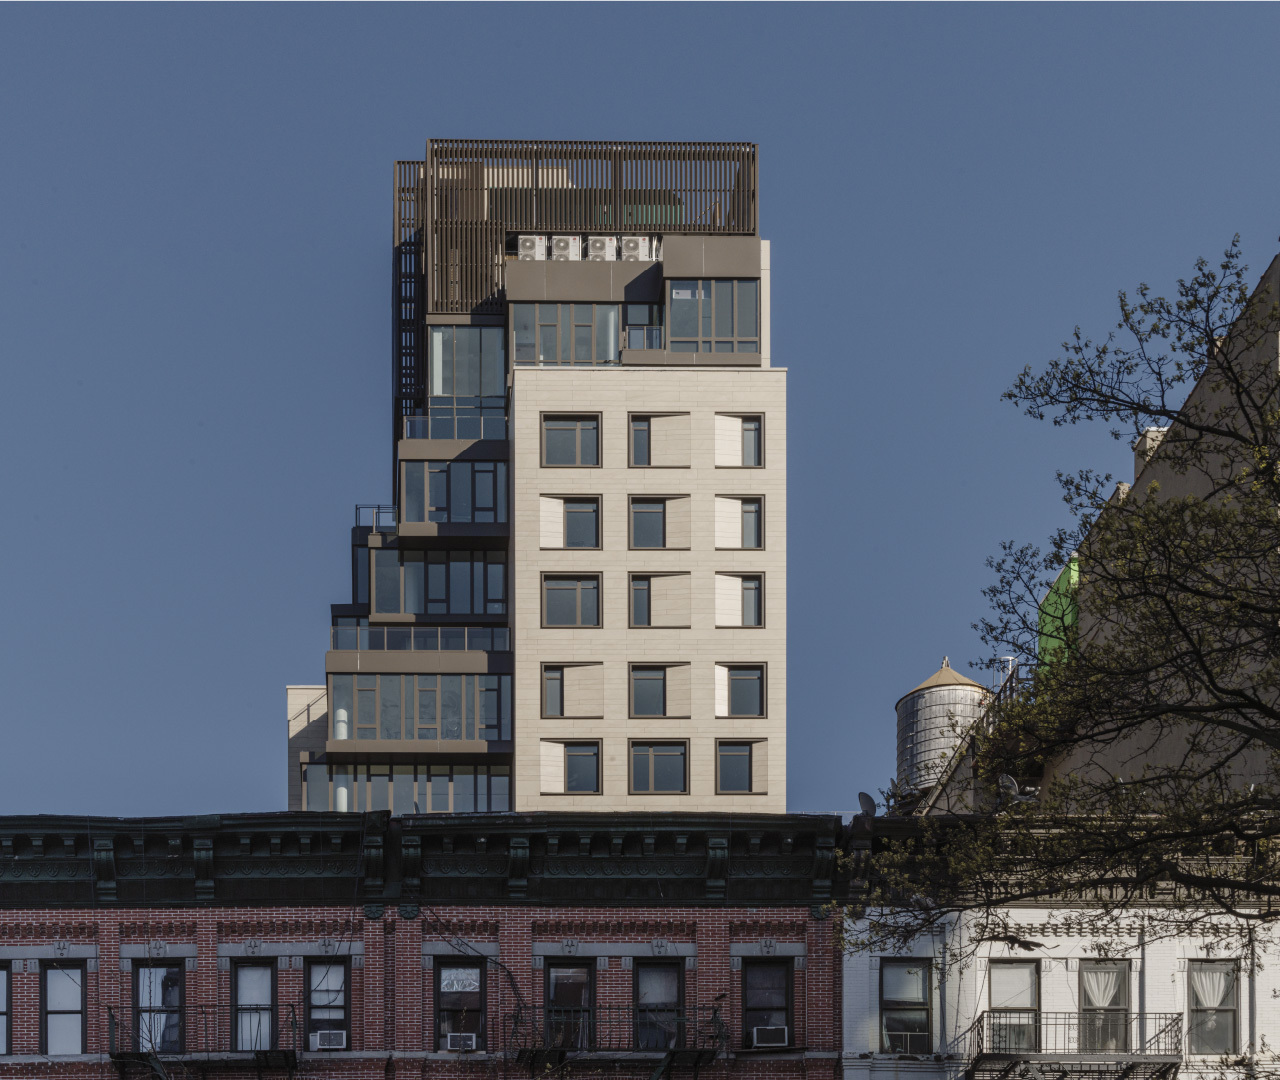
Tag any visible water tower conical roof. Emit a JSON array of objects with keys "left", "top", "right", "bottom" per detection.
[{"left": 895, "top": 657, "right": 984, "bottom": 709}]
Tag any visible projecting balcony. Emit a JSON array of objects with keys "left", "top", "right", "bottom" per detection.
[
  {"left": 967, "top": 1012, "right": 1182, "bottom": 1080},
  {"left": 502, "top": 1005, "right": 727, "bottom": 1074},
  {"left": 331, "top": 623, "right": 509, "bottom": 653}
]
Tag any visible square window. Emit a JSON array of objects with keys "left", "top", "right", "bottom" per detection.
[
  {"left": 543, "top": 576, "right": 600, "bottom": 627},
  {"left": 543, "top": 416, "right": 599, "bottom": 467},
  {"left": 717, "top": 743, "right": 752, "bottom": 793},
  {"left": 631, "top": 743, "right": 687, "bottom": 794},
  {"left": 631, "top": 499, "right": 666, "bottom": 548},
  {"left": 565, "top": 744, "right": 600, "bottom": 793},
  {"left": 564, "top": 499, "right": 599, "bottom": 548},
  {"left": 630, "top": 667, "right": 666, "bottom": 717}
]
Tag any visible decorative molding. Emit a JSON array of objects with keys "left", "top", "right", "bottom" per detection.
[
  {"left": 93, "top": 838, "right": 116, "bottom": 901},
  {"left": 705, "top": 836, "right": 729, "bottom": 899},
  {"left": 507, "top": 836, "right": 530, "bottom": 898},
  {"left": 729, "top": 920, "right": 806, "bottom": 938},
  {"left": 363, "top": 904, "right": 385, "bottom": 921},
  {"left": 193, "top": 838, "right": 214, "bottom": 901},
  {"left": 533, "top": 919, "right": 695, "bottom": 938}
]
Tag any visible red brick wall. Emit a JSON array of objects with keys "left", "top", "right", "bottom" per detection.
[{"left": 0, "top": 903, "right": 841, "bottom": 1078}]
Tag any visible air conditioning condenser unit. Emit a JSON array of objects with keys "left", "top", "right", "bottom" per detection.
[
  {"left": 587, "top": 236, "right": 617, "bottom": 261},
  {"left": 518, "top": 235, "right": 546, "bottom": 261},
  {"left": 620, "top": 236, "right": 653, "bottom": 261},
  {"left": 551, "top": 236, "right": 581, "bottom": 261}
]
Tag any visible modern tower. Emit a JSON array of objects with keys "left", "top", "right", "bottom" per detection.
[{"left": 288, "top": 140, "right": 785, "bottom": 814}]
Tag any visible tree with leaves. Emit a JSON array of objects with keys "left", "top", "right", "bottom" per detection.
[{"left": 852, "top": 238, "right": 1280, "bottom": 959}]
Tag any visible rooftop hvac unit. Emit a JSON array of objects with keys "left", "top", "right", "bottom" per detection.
[
  {"left": 620, "top": 236, "right": 653, "bottom": 262},
  {"left": 752, "top": 1026, "right": 789, "bottom": 1048},
  {"left": 587, "top": 236, "right": 617, "bottom": 261},
  {"left": 518, "top": 235, "right": 546, "bottom": 261},
  {"left": 551, "top": 235, "right": 581, "bottom": 261},
  {"left": 447, "top": 1032, "right": 478, "bottom": 1051},
  {"left": 310, "top": 1030, "right": 347, "bottom": 1051}
]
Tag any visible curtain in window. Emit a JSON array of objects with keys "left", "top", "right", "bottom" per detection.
[
  {"left": 1190, "top": 965, "right": 1232, "bottom": 1010},
  {"left": 1082, "top": 967, "right": 1123, "bottom": 1008}
]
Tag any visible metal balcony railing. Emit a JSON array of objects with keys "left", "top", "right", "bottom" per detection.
[
  {"left": 354, "top": 504, "right": 397, "bottom": 530},
  {"left": 502, "top": 1004, "right": 730, "bottom": 1057},
  {"left": 405, "top": 398, "right": 508, "bottom": 441},
  {"left": 331, "top": 624, "right": 510, "bottom": 652},
  {"left": 972, "top": 1012, "right": 1183, "bottom": 1058}
]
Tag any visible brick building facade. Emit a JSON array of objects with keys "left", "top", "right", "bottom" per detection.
[{"left": 0, "top": 810, "right": 847, "bottom": 1078}]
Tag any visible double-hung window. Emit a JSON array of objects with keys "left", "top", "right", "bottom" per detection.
[
  {"left": 0, "top": 963, "right": 9, "bottom": 1055},
  {"left": 543, "top": 416, "right": 599, "bottom": 466},
  {"left": 437, "top": 962, "right": 485, "bottom": 1049},
  {"left": 669, "top": 279, "right": 759, "bottom": 353},
  {"left": 543, "top": 576, "right": 600, "bottom": 627},
  {"left": 546, "top": 965, "right": 594, "bottom": 1049},
  {"left": 880, "top": 959, "right": 930, "bottom": 1053},
  {"left": 1079, "top": 961, "right": 1128, "bottom": 1051},
  {"left": 234, "top": 964, "right": 274, "bottom": 1051},
  {"left": 635, "top": 962, "right": 683, "bottom": 1049},
  {"left": 743, "top": 960, "right": 791, "bottom": 1047},
  {"left": 1189, "top": 960, "right": 1236, "bottom": 1054},
  {"left": 42, "top": 963, "right": 84, "bottom": 1055},
  {"left": 988, "top": 961, "right": 1038, "bottom": 1052},
  {"left": 306, "top": 961, "right": 348, "bottom": 1048},
  {"left": 136, "top": 964, "right": 183, "bottom": 1053}
]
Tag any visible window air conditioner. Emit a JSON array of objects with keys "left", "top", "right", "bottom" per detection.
[
  {"left": 620, "top": 236, "right": 652, "bottom": 262},
  {"left": 550, "top": 236, "right": 581, "bottom": 261},
  {"left": 587, "top": 236, "right": 617, "bottom": 262},
  {"left": 518, "top": 235, "right": 546, "bottom": 261},
  {"left": 310, "top": 1030, "right": 347, "bottom": 1051},
  {"left": 752, "top": 1026, "right": 789, "bottom": 1048},
  {"left": 447, "top": 1032, "right": 478, "bottom": 1051}
]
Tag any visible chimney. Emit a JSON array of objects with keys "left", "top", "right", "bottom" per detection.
[{"left": 1133, "top": 427, "right": 1168, "bottom": 483}]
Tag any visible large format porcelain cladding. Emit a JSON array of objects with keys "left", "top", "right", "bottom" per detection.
[{"left": 895, "top": 659, "right": 986, "bottom": 794}]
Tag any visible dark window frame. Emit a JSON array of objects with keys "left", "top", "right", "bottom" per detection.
[
  {"left": 742, "top": 958, "right": 793, "bottom": 1048},
  {"left": 544, "top": 962, "right": 596, "bottom": 1049},
  {"left": 402, "top": 459, "right": 508, "bottom": 526},
  {"left": 564, "top": 742, "right": 602, "bottom": 794},
  {"left": 563, "top": 497, "right": 601, "bottom": 549},
  {"left": 716, "top": 741, "right": 754, "bottom": 794},
  {"left": 740, "top": 498, "right": 763, "bottom": 549},
  {"left": 134, "top": 961, "right": 185, "bottom": 1054},
  {"left": 634, "top": 960, "right": 685, "bottom": 1049},
  {"left": 231, "top": 960, "right": 276, "bottom": 1052},
  {"left": 879, "top": 958, "right": 932, "bottom": 1054},
  {"left": 0, "top": 961, "right": 10, "bottom": 1057},
  {"left": 541, "top": 414, "right": 601, "bottom": 468},
  {"left": 629, "top": 498, "right": 667, "bottom": 549},
  {"left": 629, "top": 665, "right": 668, "bottom": 718},
  {"left": 723, "top": 665, "right": 767, "bottom": 718},
  {"left": 305, "top": 958, "right": 351, "bottom": 1046},
  {"left": 436, "top": 959, "right": 487, "bottom": 1050},
  {"left": 40, "top": 960, "right": 86, "bottom": 1056},
  {"left": 630, "top": 575, "right": 652, "bottom": 627},
  {"left": 541, "top": 574, "right": 602, "bottom": 628},
  {"left": 668, "top": 279, "right": 760, "bottom": 353},
  {"left": 542, "top": 665, "right": 564, "bottom": 717},
  {"left": 629, "top": 416, "right": 652, "bottom": 466},
  {"left": 629, "top": 741, "right": 689, "bottom": 795},
  {"left": 741, "top": 416, "right": 763, "bottom": 467},
  {"left": 513, "top": 303, "right": 620, "bottom": 366}
]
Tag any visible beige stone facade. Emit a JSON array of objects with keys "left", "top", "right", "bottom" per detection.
[{"left": 511, "top": 365, "right": 787, "bottom": 811}]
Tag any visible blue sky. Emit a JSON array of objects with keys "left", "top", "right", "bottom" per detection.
[{"left": 2, "top": 3, "right": 1278, "bottom": 815}]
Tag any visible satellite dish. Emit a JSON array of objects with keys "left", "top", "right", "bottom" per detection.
[{"left": 858, "top": 792, "right": 877, "bottom": 818}]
